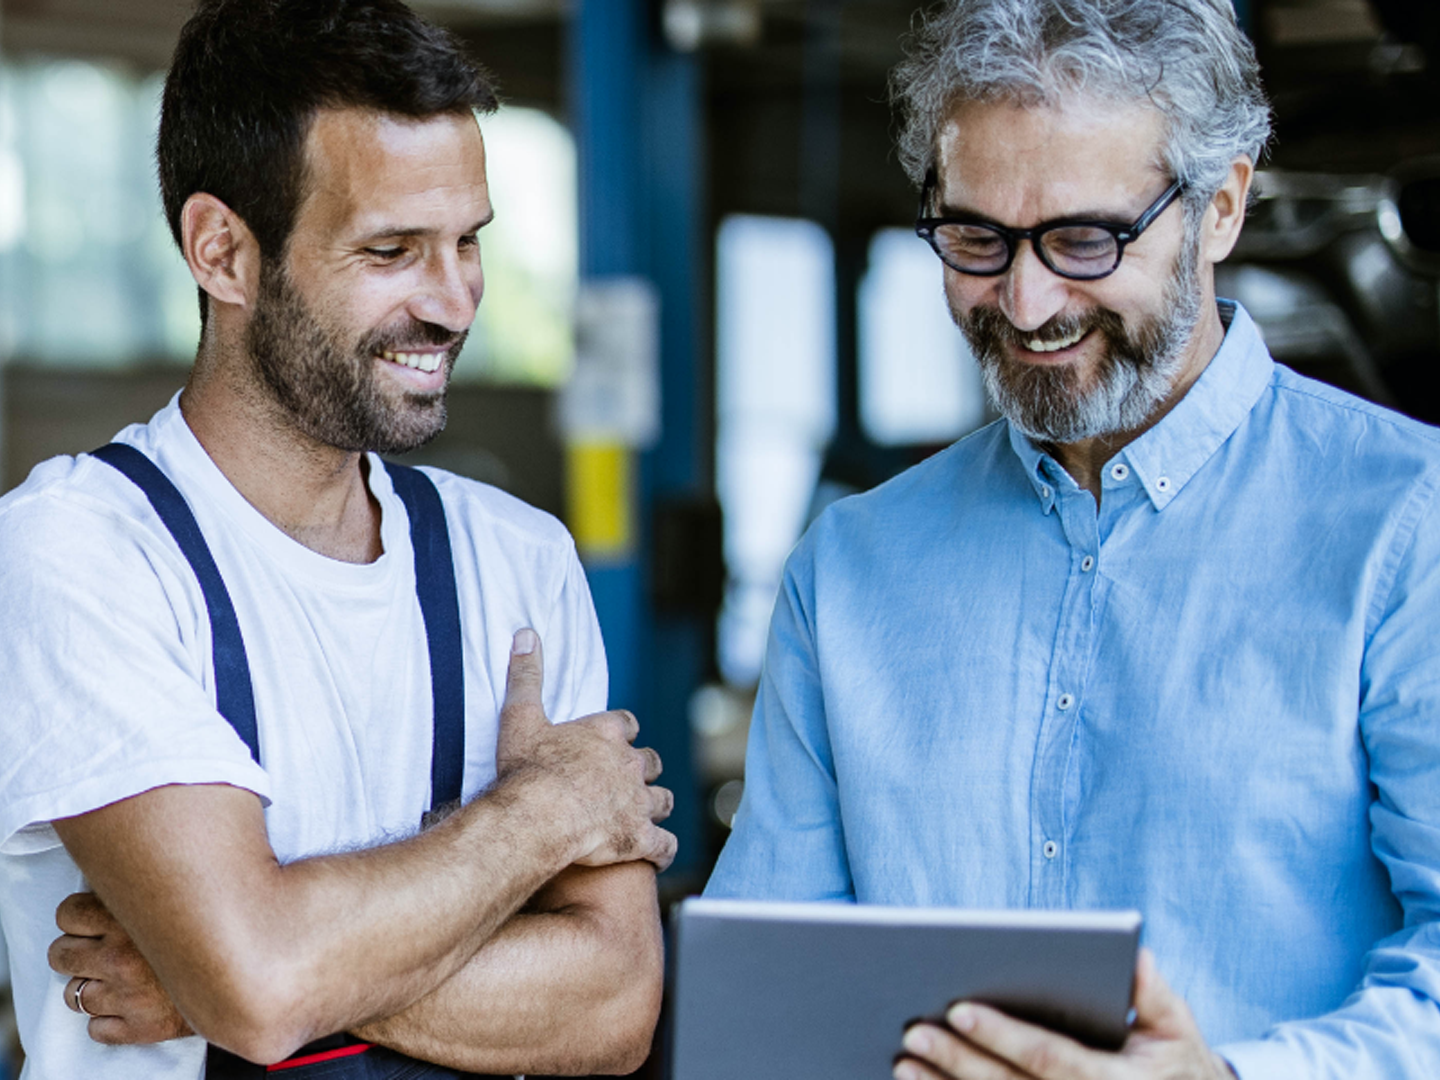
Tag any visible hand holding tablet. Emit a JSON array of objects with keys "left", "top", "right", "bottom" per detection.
[{"left": 669, "top": 899, "right": 1143, "bottom": 1079}]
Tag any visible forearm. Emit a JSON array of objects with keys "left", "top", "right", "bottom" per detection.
[
  {"left": 56, "top": 778, "right": 578, "bottom": 1063},
  {"left": 353, "top": 862, "right": 663, "bottom": 1076}
]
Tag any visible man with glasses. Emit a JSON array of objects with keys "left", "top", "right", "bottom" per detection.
[{"left": 707, "top": 1, "right": 1440, "bottom": 1077}]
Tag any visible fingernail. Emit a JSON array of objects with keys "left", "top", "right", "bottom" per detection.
[
  {"left": 512, "top": 628, "right": 537, "bottom": 655},
  {"left": 902, "top": 1026, "right": 932, "bottom": 1055},
  {"left": 894, "top": 1061, "right": 922, "bottom": 1080},
  {"left": 948, "top": 1003, "right": 976, "bottom": 1032}
]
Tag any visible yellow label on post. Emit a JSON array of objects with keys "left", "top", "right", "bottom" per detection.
[{"left": 566, "top": 441, "right": 633, "bottom": 558}]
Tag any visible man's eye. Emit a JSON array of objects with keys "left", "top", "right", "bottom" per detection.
[
  {"left": 364, "top": 246, "right": 404, "bottom": 260},
  {"left": 458, "top": 234, "right": 479, "bottom": 250}
]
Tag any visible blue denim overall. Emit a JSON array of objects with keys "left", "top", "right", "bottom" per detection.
[{"left": 93, "top": 444, "right": 508, "bottom": 1080}]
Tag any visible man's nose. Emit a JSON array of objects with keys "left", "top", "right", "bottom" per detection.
[
  {"left": 998, "top": 241, "right": 1068, "bottom": 333},
  {"left": 409, "top": 251, "right": 483, "bottom": 333}
]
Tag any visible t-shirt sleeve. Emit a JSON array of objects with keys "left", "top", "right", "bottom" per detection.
[
  {"left": 540, "top": 541, "right": 609, "bottom": 724},
  {"left": 705, "top": 532, "right": 854, "bottom": 901},
  {"left": 0, "top": 487, "right": 270, "bottom": 854}
]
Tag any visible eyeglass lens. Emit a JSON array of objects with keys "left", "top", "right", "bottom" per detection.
[{"left": 930, "top": 223, "right": 1120, "bottom": 278}]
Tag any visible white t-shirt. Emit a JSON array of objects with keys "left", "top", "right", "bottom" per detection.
[{"left": 0, "top": 397, "right": 608, "bottom": 1079}]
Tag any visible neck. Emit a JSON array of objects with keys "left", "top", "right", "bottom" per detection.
[
  {"left": 180, "top": 326, "right": 383, "bottom": 564},
  {"left": 1048, "top": 295, "right": 1227, "bottom": 504}
]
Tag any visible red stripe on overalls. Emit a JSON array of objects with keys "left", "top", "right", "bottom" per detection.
[{"left": 266, "top": 1042, "right": 374, "bottom": 1071}]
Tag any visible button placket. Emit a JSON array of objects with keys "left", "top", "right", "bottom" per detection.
[{"left": 1029, "top": 487, "right": 1097, "bottom": 904}]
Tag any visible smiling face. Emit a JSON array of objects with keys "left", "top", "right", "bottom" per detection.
[
  {"left": 246, "top": 107, "right": 492, "bottom": 454},
  {"left": 935, "top": 97, "right": 1215, "bottom": 445}
]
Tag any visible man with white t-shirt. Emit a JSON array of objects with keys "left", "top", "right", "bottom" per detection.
[{"left": 0, "top": 2, "right": 675, "bottom": 1078}]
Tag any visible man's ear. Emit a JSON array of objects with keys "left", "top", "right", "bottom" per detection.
[
  {"left": 1199, "top": 155, "right": 1255, "bottom": 266},
  {"left": 180, "top": 193, "right": 261, "bottom": 310}
]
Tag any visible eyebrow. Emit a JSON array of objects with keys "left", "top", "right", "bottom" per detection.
[
  {"left": 354, "top": 211, "right": 495, "bottom": 245},
  {"left": 934, "top": 200, "right": 1136, "bottom": 226}
]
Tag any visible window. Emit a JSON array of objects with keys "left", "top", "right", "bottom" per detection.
[
  {"left": 859, "top": 228, "right": 986, "bottom": 446},
  {"left": 715, "top": 214, "right": 835, "bottom": 686}
]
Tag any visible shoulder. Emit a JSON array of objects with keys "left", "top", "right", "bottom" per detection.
[
  {"left": 1268, "top": 365, "right": 1440, "bottom": 446},
  {"left": 0, "top": 451, "right": 182, "bottom": 566},
  {"left": 0, "top": 453, "right": 203, "bottom": 643},
  {"left": 396, "top": 466, "right": 583, "bottom": 608},
  {"left": 1260, "top": 365, "right": 1440, "bottom": 483},
  {"left": 399, "top": 464, "right": 577, "bottom": 555},
  {"left": 803, "top": 420, "right": 1014, "bottom": 554}
]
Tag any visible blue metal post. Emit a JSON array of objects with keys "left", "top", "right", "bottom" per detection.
[
  {"left": 569, "top": 0, "right": 705, "bottom": 880},
  {"left": 569, "top": 0, "right": 648, "bottom": 718},
  {"left": 641, "top": 44, "right": 707, "bottom": 882}
]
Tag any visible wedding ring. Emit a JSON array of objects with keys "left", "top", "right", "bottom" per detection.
[{"left": 73, "top": 977, "right": 95, "bottom": 1018}]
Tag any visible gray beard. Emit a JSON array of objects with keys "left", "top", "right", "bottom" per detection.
[
  {"left": 953, "top": 243, "right": 1203, "bottom": 445},
  {"left": 246, "top": 263, "right": 465, "bottom": 455}
]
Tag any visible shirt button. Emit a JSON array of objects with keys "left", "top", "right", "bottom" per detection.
[
  {"left": 1057, "top": 693, "right": 1075, "bottom": 711},
  {"left": 1043, "top": 840, "right": 1059, "bottom": 859},
  {"left": 1080, "top": 555, "right": 1095, "bottom": 572},
  {"left": 1109, "top": 462, "right": 1130, "bottom": 482},
  {"left": 1155, "top": 476, "right": 1172, "bottom": 493},
  {"left": 1040, "top": 484, "right": 1052, "bottom": 499}
]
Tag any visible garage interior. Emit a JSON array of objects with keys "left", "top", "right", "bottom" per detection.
[{"left": 0, "top": 0, "right": 1436, "bottom": 1075}]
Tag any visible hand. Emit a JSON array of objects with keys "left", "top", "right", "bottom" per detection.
[
  {"left": 496, "top": 628, "right": 677, "bottom": 871},
  {"left": 895, "top": 949, "right": 1236, "bottom": 1080},
  {"left": 47, "top": 891, "right": 193, "bottom": 1045}
]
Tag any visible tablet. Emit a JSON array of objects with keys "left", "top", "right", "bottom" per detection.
[{"left": 668, "top": 898, "right": 1142, "bottom": 1080}]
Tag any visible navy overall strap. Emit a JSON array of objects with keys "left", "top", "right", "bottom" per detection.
[
  {"left": 96, "top": 446, "right": 479, "bottom": 1079},
  {"left": 385, "top": 462, "right": 466, "bottom": 811},
  {"left": 91, "top": 443, "right": 261, "bottom": 761}
]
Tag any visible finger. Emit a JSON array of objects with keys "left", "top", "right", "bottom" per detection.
[
  {"left": 639, "top": 746, "right": 663, "bottom": 783},
  {"left": 56, "top": 891, "right": 116, "bottom": 936},
  {"left": 901, "top": 1021, "right": 1030, "bottom": 1080},
  {"left": 894, "top": 1055, "right": 958, "bottom": 1080},
  {"left": 944, "top": 1003, "right": 1092, "bottom": 1080},
  {"left": 87, "top": 1016, "right": 143, "bottom": 1046},
  {"left": 648, "top": 783, "right": 675, "bottom": 823},
  {"left": 65, "top": 976, "right": 105, "bottom": 1017},
  {"left": 1130, "top": 947, "right": 1197, "bottom": 1041},
  {"left": 642, "top": 827, "right": 679, "bottom": 872},
  {"left": 500, "top": 629, "right": 547, "bottom": 729},
  {"left": 48, "top": 933, "right": 96, "bottom": 977},
  {"left": 586, "top": 710, "right": 639, "bottom": 743}
]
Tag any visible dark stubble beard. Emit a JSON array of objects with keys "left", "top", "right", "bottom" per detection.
[
  {"left": 246, "top": 262, "right": 467, "bottom": 455},
  {"left": 952, "top": 235, "right": 1203, "bottom": 445}
]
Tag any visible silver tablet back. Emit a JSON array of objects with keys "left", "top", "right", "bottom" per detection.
[{"left": 669, "top": 899, "right": 1141, "bottom": 1080}]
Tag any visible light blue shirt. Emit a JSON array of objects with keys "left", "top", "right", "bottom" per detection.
[{"left": 706, "top": 302, "right": 1440, "bottom": 1078}]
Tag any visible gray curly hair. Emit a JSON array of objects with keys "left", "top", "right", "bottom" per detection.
[{"left": 890, "top": 0, "right": 1272, "bottom": 223}]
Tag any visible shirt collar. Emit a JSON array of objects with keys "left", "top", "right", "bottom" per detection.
[{"left": 1008, "top": 300, "right": 1274, "bottom": 513}]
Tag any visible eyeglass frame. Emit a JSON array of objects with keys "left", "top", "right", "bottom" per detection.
[{"left": 914, "top": 170, "right": 1186, "bottom": 281}]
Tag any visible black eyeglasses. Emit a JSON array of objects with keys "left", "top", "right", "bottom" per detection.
[{"left": 915, "top": 173, "right": 1184, "bottom": 281}]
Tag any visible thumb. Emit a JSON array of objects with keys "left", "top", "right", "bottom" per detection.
[
  {"left": 1131, "top": 947, "right": 1195, "bottom": 1040},
  {"left": 501, "top": 628, "right": 547, "bottom": 729}
]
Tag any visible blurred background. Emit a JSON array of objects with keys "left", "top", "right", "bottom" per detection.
[{"left": 0, "top": 0, "right": 1436, "bottom": 1076}]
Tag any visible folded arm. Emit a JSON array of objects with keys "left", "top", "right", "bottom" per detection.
[
  {"left": 355, "top": 861, "right": 661, "bottom": 1075},
  {"left": 50, "top": 637, "right": 675, "bottom": 1067}
]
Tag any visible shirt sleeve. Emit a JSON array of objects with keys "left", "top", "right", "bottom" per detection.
[
  {"left": 1220, "top": 471, "right": 1440, "bottom": 1079},
  {"left": 705, "top": 532, "right": 854, "bottom": 901},
  {"left": 0, "top": 486, "right": 270, "bottom": 854}
]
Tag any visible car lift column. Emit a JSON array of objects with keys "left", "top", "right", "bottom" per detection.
[{"left": 569, "top": 0, "right": 705, "bottom": 881}]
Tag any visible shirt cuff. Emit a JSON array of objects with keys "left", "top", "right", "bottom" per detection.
[{"left": 1215, "top": 1037, "right": 1300, "bottom": 1079}]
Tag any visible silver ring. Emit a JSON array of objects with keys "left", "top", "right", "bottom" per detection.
[{"left": 73, "top": 977, "right": 94, "bottom": 1018}]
